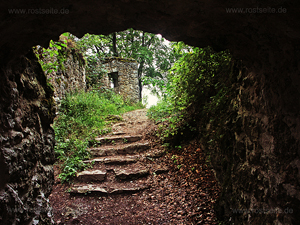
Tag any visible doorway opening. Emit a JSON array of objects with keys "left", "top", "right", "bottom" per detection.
[{"left": 108, "top": 72, "right": 119, "bottom": 93}]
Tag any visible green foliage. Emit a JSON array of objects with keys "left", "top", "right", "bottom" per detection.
[
  {"left": 76, "top": 29, "right": 191, "bottom": 96},
  {"left": 148, "top": 99, "right": 186, "bottom": 143},
  {"left": 57, "top": 139, "right": 91, "bottom": 183},
  {"left": 53, "top": 89, "right": 144, "bottom": 183},
  {"left": 148, "top": 46, "right": 234, "bottom": 147},
  {"left": 171, "top": 155, "right": 177, "bottom": 160},
  {"left": 33, "top": 33, "right": 85, "bottom": 77},
  {"left": 76, "top": 33, "right": 109, "bottom": 88},
  {"left": 33, "top": 39, "right": 68, "bottom": 75},
  {"left": 147, "top": 100, "right": 174, "bottom": 122},
  {"left": 142, "top": 41, "right": 192, "bottom": 96},
  {"left": 168, "top": 47, "right": 232, "bottom": 110}
]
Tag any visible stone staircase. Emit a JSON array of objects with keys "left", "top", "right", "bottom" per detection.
[{"left": 69, "top": 109, "right": 168, "bottom": 195}]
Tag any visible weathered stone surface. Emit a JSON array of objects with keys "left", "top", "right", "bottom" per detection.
[
  {"left": 101, "top": 57, "right": 139, "bottom": 103},
  {"left": 114, "top": 166, "right": 149, "bottom": 180},
  {"left": 104, "top": 156, "right": 138, "bottom": 164},
  {"left": 1, "top": 1, "right": 299, "bottom": 70},
  {"left": 105, "top": 114, "right": 123, "bottom": 121},
  {"left": 89, "top": 141, "right": 150, "bottom": 156},
  {"left": 84, "top": 155, "right": 139, "bottom": 165},
  {"left": 88, "top": 147, "right": 116, "bottom": 157},
  {"left": 95, "top": 135, "right": 142, "bottom": 144},
  {"left": 0, "top": 1, "right": 300, "bottom": 224},
  {"left": 62, "top": 206, "right": 88, "bottom": 220},
  {"left": 76, "top": 170, "right": 106, "bottom": 182},
  {"left": 70, "top": 184, "right": 149, "bottom": 195},
  {"left": 0, "top": 50, "right": 55, "bottom": 225},
  {"left": 113, "top": 122, "right": 126, "bottom": 127},
  {"left": 109, "top": 185, "right": 150, "bottom": 194},
  {"left": 70, "top": 185, "right": 108, "bottom": 194},
  {"left": 46, "top": 47, "right": 86, "bottom": 108},
  {"left": 116, "top": 142, "right": 150, "bottom": 154},
  {"left": 201, "top": 67, "right": 300, "bottom": 225},
  {"left": 112, "top": 131, "right": 126, "bottom": 136}
]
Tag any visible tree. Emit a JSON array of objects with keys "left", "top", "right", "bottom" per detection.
[
  {"left": 106, "top": 29, "right": 191, "bottom": 100},
  {"left": 76, "top": 33, "right": 110, "bottom": 88},
  {"left": 112, "top": 32, "right": 118, "bottom": 57},
  {"left": 76, "top": 29, "right": 192, "bottom": 99}
]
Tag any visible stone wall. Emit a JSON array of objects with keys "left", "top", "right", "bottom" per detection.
[
  {"left": 0, "top": 50, "right": 55, "bottom": 224},
  {"left": 207, "top": 64, "right": 300, "bottom": 224},
  {"left": 101, "top": 57, "right": 139, "bottom": 103},
  {"left": 46, "top": 48, "right": 86, "bottom": 106},
  {"left": 0, "top": 1, "right": 299, "bottom": 224}
]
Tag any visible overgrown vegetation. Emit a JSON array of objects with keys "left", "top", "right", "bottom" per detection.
[
  {"left": 76, "top": 30, "right": 192, "bottom": 97},
  {"left": 36, "top": 30, "right": 239, "bottom": 184},
  {"left": 148, "top": 46, "right": 238, "bottom": 150},
  {"left": 53, "top": 89, "right": 144, "bottom": 183},
  {"left": 33, "top": 33, "right": 84, "bottom": 76}
]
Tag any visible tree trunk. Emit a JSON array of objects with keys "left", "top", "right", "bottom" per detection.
[
  {"left": 138, "top": 78, "right": 143, "bottom": 101},
  {"left": 138, "top": 60, "right": 144, "bottom": 100},
  {"left": 137, "top": 32, "right": 147, "bottom": 100},
  {"left": 112, "top": 32, "right": 118, "bottom": 57},
  {"left": 137, "top": 32, "right": 155, "bottom": 101}
]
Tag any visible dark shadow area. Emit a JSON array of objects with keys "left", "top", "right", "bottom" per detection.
[{"left": 0, "top": 1, "right": 300, "bottom": 224}]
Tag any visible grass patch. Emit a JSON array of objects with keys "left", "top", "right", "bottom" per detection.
[
  {"left": 147, "top": 100, "right": 174, "bottom": 123},
  {"left": 147, "top": 99, "right": 188, "bottom": 144},
  {"left": 53, "top": 88, "right": 144, "bottom": 183}
]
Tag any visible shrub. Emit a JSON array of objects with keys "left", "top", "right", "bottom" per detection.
[
  {"left": 148, "top": 47, "right": 234, "bottom": 147},
  {"left": 53, "top": 89, "right": 144, "bottom": 183}
]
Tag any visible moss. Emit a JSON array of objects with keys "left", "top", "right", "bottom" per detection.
[
  {"left": 57, "top": 49, "right": 68, "bottom": 71},
  {"left": 45, "top": 79, "right": 55, "bottom": 97},
  {"left": 71, "top": 49, "right": 86, "bottom": 67},
  {"left": 64, "top": 81, "right": 69, "bottom": 88},
  {"left": 105, "top": 114, "right": 123, "bottom": 122},
  {"left": 41, "top": 96, "right": 56, "bottom": 120},
  {"left": 55, "top": 78, "right": 61, "bottom": 84},
  {"left": 41, "top": 97, "right": 54, "bottom": 109}
]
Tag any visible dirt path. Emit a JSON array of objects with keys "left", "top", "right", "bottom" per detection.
[{"left": 49, "top": 109, "right": 220, "bottom": 224}]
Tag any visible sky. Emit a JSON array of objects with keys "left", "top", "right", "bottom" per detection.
[
  {"left": 142, "top": 86, "right": 159, "bottom": 108},
  {"left": 141, "top": 34, "right": 167, "bottom": 108}
]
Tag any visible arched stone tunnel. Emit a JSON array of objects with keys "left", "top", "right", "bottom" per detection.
[{"left": 0, "top": 1, "right": 300, "bottom": 224}]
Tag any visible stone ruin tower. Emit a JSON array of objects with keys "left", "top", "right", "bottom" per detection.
[{"left": 101, "top": 57, "right": 140, "bottom": 103}]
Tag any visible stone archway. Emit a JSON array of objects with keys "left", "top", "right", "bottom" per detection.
[{"left": 0, "top": 1, "right": 300, "bottom": 224}]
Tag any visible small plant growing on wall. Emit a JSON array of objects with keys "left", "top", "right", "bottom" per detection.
[
  {"left": 33, "top": 39, "right": 68, "bottom": 75},
  {"left": 33, "top": 33, "right": 85, "bottom": 77}
]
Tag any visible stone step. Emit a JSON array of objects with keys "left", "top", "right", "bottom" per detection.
[
  {"left": 76, "top": 170, "right": 106, "bottom": 182},
  {"left": 112, "top": 131, "right": 126, "bottom": 135},
  {"left": 152, "top": 165, "right": 169, "bottom": 175},
  {"left": 83, "top": 155, "right": 139, "bottom": 165},
  {"left": 94, "top": 135, "right": 142, "bottom": 145},
  {"left": 70, "top": 183, "right": 150, "bottom": 195},
  {"left": 89, "top": 141, "right": 150, "bottom": 157},
  {"left": 113, "top": 122, "right": 127, "bottom": 127},
  {"left": 114, "top": 165, "right": 149, "bottom": 180}
]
